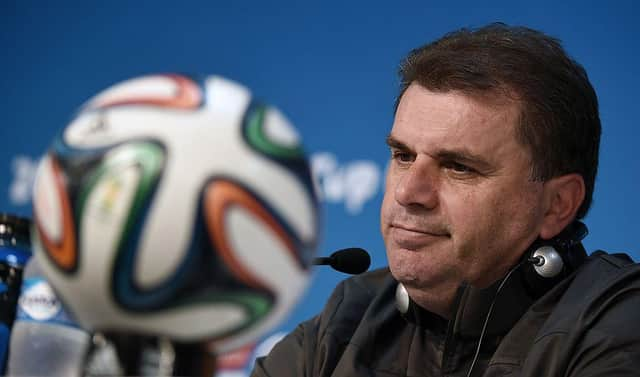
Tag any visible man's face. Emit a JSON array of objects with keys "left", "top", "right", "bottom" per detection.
[{"left": 381, "top": 84, "right": 548, "bottom": 307}]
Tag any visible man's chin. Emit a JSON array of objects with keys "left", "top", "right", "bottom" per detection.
[
  {"left": 388, "top": 264, "right": 427, "bottom": 287},
  {"left": 389, "top": 262, "right": 460, "bottom": 290},
  {"left": 396, "top": 277, "right": 460, "bottom": 319}
]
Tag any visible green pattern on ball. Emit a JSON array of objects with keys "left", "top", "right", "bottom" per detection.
[
  {"left": 76, "top": 142, "right": 165, "bottom": 266},
  {"left": 247, "top": 105, "right": 303, "bottom": 159}
]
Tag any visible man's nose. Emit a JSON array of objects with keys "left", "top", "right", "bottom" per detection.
[{"left": 394, "top": 160, "right": 439, "bottom": 209}]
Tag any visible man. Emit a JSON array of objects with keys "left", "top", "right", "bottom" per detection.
[{"left": 252, "top": 23, "right": 640, "bottom": 376}]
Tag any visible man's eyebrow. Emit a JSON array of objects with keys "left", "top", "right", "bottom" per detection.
[
  {"left": 435, "top": 149, "right": 494, "bottom": 171},
  {"left": 385, "top": 135, "right": 411, "bottom": 151}
]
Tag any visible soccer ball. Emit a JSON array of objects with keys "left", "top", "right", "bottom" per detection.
[{"left": 31, "top": 74, "right": 319, "bottom": 351}]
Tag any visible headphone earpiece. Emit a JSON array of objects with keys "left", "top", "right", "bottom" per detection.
[
  {"left": 395, "top": 282, "right": 411, "bottom": 314},
  {"left": 522, "top": 221, "right": 588, "bottom": 297},
  {"left": 528, "top": 245, "right": 564, "bottom": 278}
]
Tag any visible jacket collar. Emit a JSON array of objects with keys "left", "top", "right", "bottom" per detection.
[
  {"left": 402, "top": 264, "right": 536, "bottom": 339},
  {"left": 452, "top": 265, "right": 535, "bottom": 338}
]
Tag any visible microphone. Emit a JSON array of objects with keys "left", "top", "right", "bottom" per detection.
[{"left": 313, "top": 248, "right": 371, "bottom": 275}]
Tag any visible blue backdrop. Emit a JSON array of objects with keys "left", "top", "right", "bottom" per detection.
[{"left": 2, "top": 0, "right": 639, "bottom": 373}]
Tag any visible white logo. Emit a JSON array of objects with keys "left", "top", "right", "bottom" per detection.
[
  {"left": 9, "top": 155, "right": 39, "bottom": 205},
  {"left": 18, "top": 280, "right": 62, "bottom": 321},
  {"left": 311, "top": 152, "right": 382, "bottom": 214}
]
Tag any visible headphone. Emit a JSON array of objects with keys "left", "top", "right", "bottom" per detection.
[
  {"left": 395, "top": 220, "right": 589, "bottom": 313},
  {"left": 395, "top": 221, "right": 589, "bottom": 377},
  {"left": 521, "top": 220, "right": 588, "bottom": 298}
]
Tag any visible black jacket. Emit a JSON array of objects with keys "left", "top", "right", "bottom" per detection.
[{"left": 252, "top": 252, "right": 640, "bottom": 376}]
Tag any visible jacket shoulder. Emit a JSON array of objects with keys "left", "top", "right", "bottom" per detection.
[
  {"left": 522, "top": 251, "right": 640, "bottom": 374},
  {"left": 562, "top": 251, "right": 640, "bottom": 306},
  {"left": 542, "top": 251, "right": 640, "bottom": 327},
  {"left": 252, "top": 268, "right": 400, "bottom": 377}
]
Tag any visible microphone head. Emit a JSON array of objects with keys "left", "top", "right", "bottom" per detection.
[{"left": 329, "top": 248, "right": 371, "bottom": 275}]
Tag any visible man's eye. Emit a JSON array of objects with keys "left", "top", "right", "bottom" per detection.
[
  {"left": 444, "top": 161, "right": 475, "bottom": 174},
  {"left": 391, "top": 151, "right": 413, "bottom": 163}
]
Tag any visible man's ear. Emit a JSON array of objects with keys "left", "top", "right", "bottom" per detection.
[{"left": 539, "top": 173, "right": 586, "bottom": 240}]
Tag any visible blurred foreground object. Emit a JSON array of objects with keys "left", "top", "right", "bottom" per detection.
[
  {"left": 0, "top": 214, "right": 31, "bottom": 372},
  {"left": 30, "top": 74, "right": 320, "bottom": 374},
  {"left": 7, "top": 257, "right": 91, "bottom": 377}
]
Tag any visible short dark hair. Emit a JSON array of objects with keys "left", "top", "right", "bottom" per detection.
[{"left": 397, "top": 23, "right": 601, "bottom": 219}]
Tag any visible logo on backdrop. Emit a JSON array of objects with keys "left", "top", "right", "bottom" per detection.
[
  {"left": 311, "top": 152, "right": 382, "bottom": 214},
  {"left": 8, "top": 152, "right": 383, "bottom": 214},
  {"left": 9, "top": 155, "right": 39, "bottom": 206}
]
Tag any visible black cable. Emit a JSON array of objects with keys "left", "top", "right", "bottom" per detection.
[{"left": 465, "top": 261, "right": 524, "bottom": 377}]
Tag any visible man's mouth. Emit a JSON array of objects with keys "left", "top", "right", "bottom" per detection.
[
  {"left": 389, "top": 223, "right": 449, "bottom": 249},
  {"left": 390, "top": 223, "right": 449, "bottom": 236}
]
